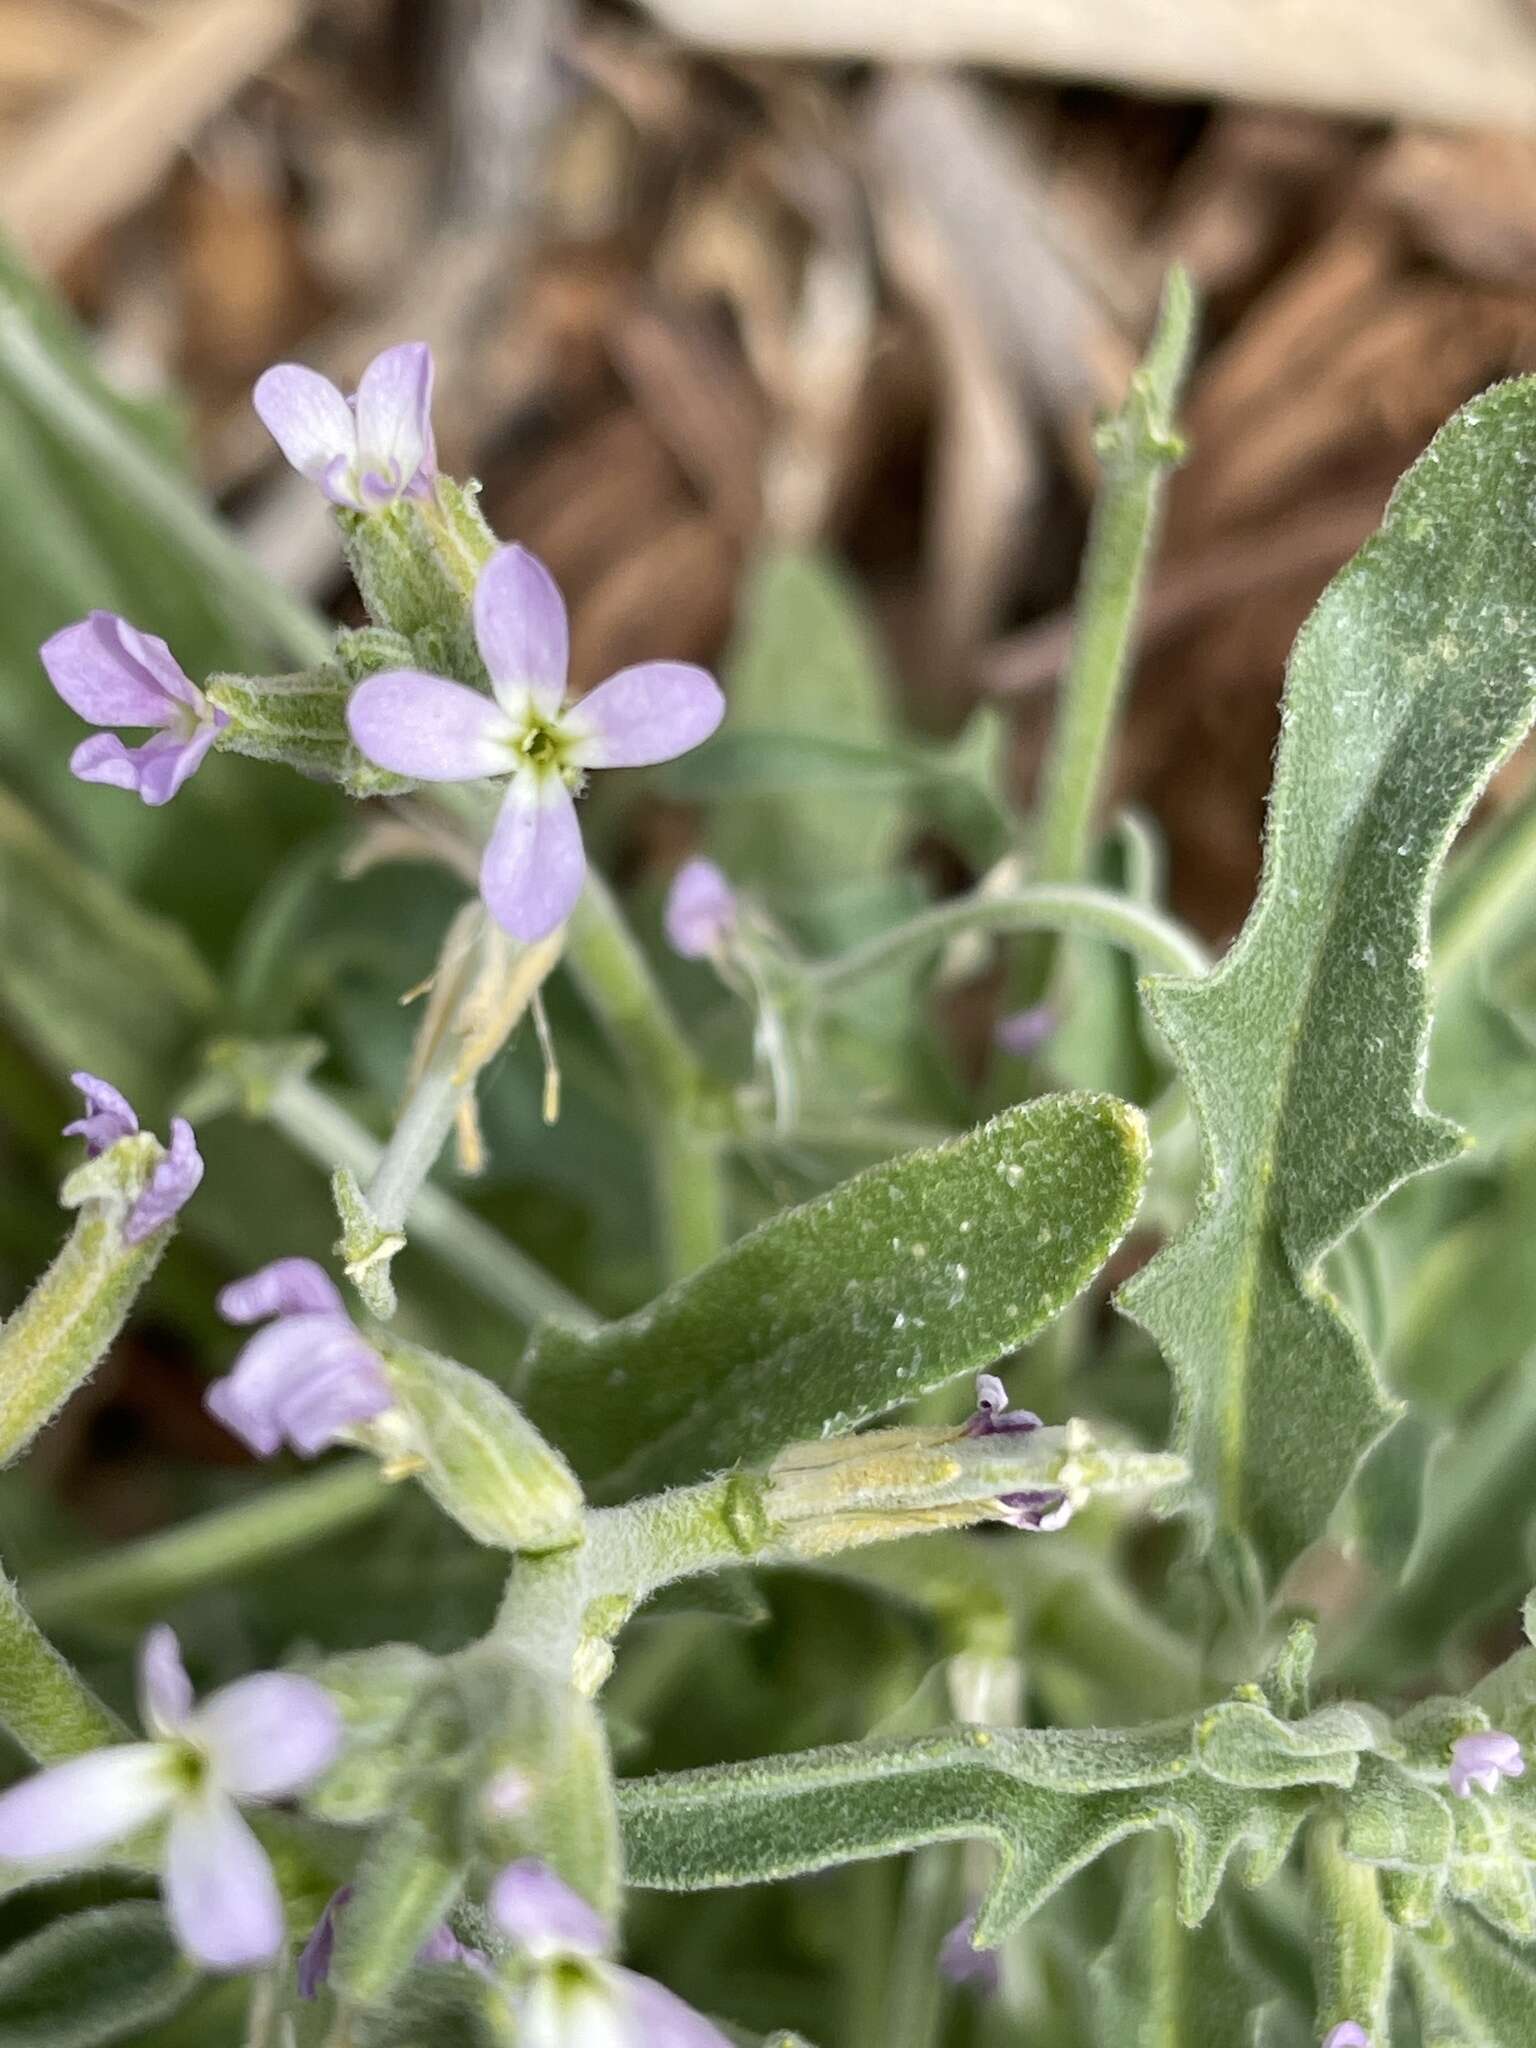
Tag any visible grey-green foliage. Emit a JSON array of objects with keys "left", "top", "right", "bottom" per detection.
[
  {"left": 1118, "top": 378, "right": 1536, "bottom": 1599},
  {"left": 520, "top": 1093, "right": 1148, "bottom": 1498},
  {"left": 1406, "top": 1908, "right": 1536, "bottom": 2045},
  {"left": 0, "top": 1902, "right": 193, "bottom": 2048},
  {"left": 618, "top": 1695, "right": 1376, "bottom": 1945}
]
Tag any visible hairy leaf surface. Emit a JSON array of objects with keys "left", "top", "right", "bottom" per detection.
[
  {"left": 520, "top": 1095, "right": 1147, "bottom": 1497},
  {"left": 1118, "top": 379, "right": 1536, "bottom": 1592}
]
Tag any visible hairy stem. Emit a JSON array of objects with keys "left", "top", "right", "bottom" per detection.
[{"left": 0, "top": 1560, "right": 121, "bottom": 1762}]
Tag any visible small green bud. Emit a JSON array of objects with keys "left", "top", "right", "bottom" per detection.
[
  {"left": 333, "top": 1168, "right": 405, "bottom": 1320},
  {"left": 207, "top": 631, "right": 417, "bottom": 797},
  {"left": 338, "top": 479, "right": 499, "bottom": 682},
  {"left": 376, "top": 1335, "right": 585, "bottom": 1554}
]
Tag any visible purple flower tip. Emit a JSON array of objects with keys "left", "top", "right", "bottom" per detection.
[
  {"left": 490, "top": 1860, "right": 611, "bottom": 1961},
  {"left": 205, "top": 1258, "right": 392, "bottom": 1459},
  {"left": 123, "top": 1117, "right": 204, "bottom": 1245},
  {"left": 967, "top": 1372, "right": 1041, "bottom": 1438},
  {"left": 42, "top": 612, "right": 225, "bottom": 806},
  {"left": 64, "top": 1071, "right": 139, "bottom": 1155},
  {"left": 938, "top": 1913, "right": 1000, "bottom": 1993},
  {"left": 299, "top": 1888, "right": 484, "bottom": 1998},
  {"left": 253, "top": 342, "right": 437, "bottom": 513},
  {"left": 1449, "top": 1729, "right": 1526, "bottom": 1799},
  {"left": 993, "top": 1004, "right": 1055, "bottom": 1059},
  {"left": 997, "top": 1489, "right": 1074, "bottom": 1533},
  {"left": 664, "top": 858, "right": 738, "bottom": 959},
  {"left": 346, "top": 544, "right": 725, "bottom": 942},
  {"left": 0, "top": 1625, "right": 340, "bottom": 1973},
  {"left": 1322, "top": 2027, "right": 1370, "bottom": 2048}
]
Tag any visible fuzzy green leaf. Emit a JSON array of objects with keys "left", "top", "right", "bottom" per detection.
[
  {"left": 0, "top": 1902, "right": 194, "bottom": 2048},
  {"left": 1118, "top": 379, "right": 1536, "bottom": 1594},
  {"left": 519, "top": 1094, "right": 1147, "bottom": 1498},
  {"left": 619, "top": 1698, "right": 1368, "bottom": 1942},
  {"left": 1407, "top": 1910, "right": 1536, "bottom": 2046}
]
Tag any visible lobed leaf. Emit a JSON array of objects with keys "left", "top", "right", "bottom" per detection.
[
  {"left": 519, "top": 1094, "right": 1147, "bottom": 1498},
  {"left": 1118, "top": 378, "right": 1536, "bottom": 1595}
]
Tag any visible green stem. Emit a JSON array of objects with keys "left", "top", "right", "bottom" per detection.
[
  {"left": 0, "top": 303, "right": 330, "bottom": 670},
  {"left": 1433, "top": 784, "right": 1536, "bottom": 989},
  {"left": 27, "top": 1462, "right": 389, "bottom": 1629},
  {"left": 812, "top": 881, "right": 1209, "bottom": 995},
  {"left": 1306, "top": 1813, "right": 1393, "bottom": 2039},
  {"left": 1033, "top": 268, "right": 1197, "bottom": 890},
  {"left": 0, "top": 1560, "right": 121, "bottom": 1762},
  {"left": 271, "top": 1070, "right": 596, "bottom": 1331},
  {"left": 882, "top": 1846, "right": 959, "bottom": 2048},
  {"left": 565, "top": 870, "right": 729, "bottom": 1280}
]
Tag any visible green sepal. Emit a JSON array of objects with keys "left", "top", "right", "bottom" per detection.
[
  {"left": 328, "top": 1793, "right": 466, "bottom": 2010},
  {"left": 333, "top": 1168, "right": 403, "bottom": 1320},
  {"left": 377, "top": 1335, "right": 585, "bottom": 1554},
  {"left": 207, "top": 628, "right": 416, "bottom": 797},
  {"left": 337, "top": 480, "right": 498, "bottom": 683}
]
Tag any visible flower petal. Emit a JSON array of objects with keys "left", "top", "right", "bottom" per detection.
[
  {"left": 616, "top": 1967, "right": 735, "bottom": 2046},
  {"left": 123, "top": 1117, "right": 204, "bottom": 1245},
  {"left": 473, "top": 545, "right": 569, "bottom": 716},
  {"left": 138, "top": 1625, "right": 195, "bottom": 1737},
  {"left": 490, "top": 1860, "right": 610, "bottom": 1959},
  {"left": 353, "top": 343, "right": 435, "bottom": 497},
  {"left": 479, "top": 777, "right": 586, "bottom": 943},
  {"left": 564, "top": 662, "right": 724, "bottom": 770},
  {"left": 63, "top": 1071, "right": 138, "bottom": 1155},
  {"left": 253, "top": 364, "right": 357, "bottom": 487},
  {"left": 195, "top": 1672, "right": 341, "bottom": 1801},
  {"left": 163, "top": 1793, "right": 285, "bottom": 1972},
  {"left": 204, "top": 1315, "right": 390, "bottom": 1459},
  {"left": 70, "top": 729, "right": 214, "bottom": 808},
  {"left": 41, "top": 613, "right": 181, "bottom": 727},
  {"left": 347, "top": 670, "right": 514, "bottom": 782},
  {"left": 297, "top": 1888, "right": 348, "bottom": 1999},
  {"left": 218, "top": 1258, "right": 345, "bottom": 1325},
  {"left": 0, "top": 1745, "right": 173, "bottom": 1860},
  {"left": 663, "top": 859, "right": 737, "bottom": 960}
]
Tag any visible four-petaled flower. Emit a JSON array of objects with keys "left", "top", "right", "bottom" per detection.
[
  {"left": 346, "top": 544, "right": 724, "bottom": 942},
  {"left": 1449, "top": 1729, "right": 1525, "bottom": 1798},
  {"left": 253, "top": 342, "right": 437, "bottom": 513},
  {"left": 1322, "top": 2026, "right": 1369, "bottom": 2048},
  {"left": 64, "top": 1072, "right": 204, "bottom": 1245},
  {"left": 491, "top": 1858, "right": 731, "bottom": 2045},
  {"left": 41, "top": 611, "right": 228, "bottom": 806},
  {"left": 664, "top": 858, "right": 738, "bottom": 960},
  {"left": 0, "top": 1626, "right": 339, "bottom": 1971},
  {"left": 206, "top": 1257, "right": 393, "bottom": 1458}
]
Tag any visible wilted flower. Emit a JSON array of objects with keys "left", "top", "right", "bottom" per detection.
[
  {"left": 663, "top": 859, "right": 738, "bottom": 960},
  {"left": 993, "top": 1004, "right": 1055, "bottom": 1059},
  {"left": 206, "top": 1257, "right": 392, "bottom": 1458},
  {"left": 1449, "top": 1730, "right": 1525, "bottom": 1798},
  {"left": 64, "top": 1072, "right": 203, "bottom": 1245},
  {"left": 41, "top": 612, "right": 228, "bottom": 806},
  {"left": 297, "top": 1886, "right": 485, "bottom": 1999},
  {"left": 937, "top": 1913, "right": 1000, "bottom": 1993},
  {"left": 0, "top": 1626, "right": 338, "bottom": 1971},
  {"left": 1322, "top": 2027, "right": 1369, "bottom": 2048},
  {"left": 967, "top": 1373, "right": 1041, "bottom": 1437},
  {"left": 491, "top": 1858, "right": 731, "bottom": 2045},
  {"left": 347, "top": 544, "right": 724, "bottom": 942},
  {"left": 253, "top": 342, "right": 436, "bottom": 513}
]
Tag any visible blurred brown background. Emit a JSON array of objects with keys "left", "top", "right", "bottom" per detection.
[{"left": 9, "top": 0, "right": 1536, "bottom": 939}]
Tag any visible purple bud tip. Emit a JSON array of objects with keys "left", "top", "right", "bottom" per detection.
[
  {"left": 64, "top": 1071, "right": 139, "bottom": 1155},
  {"left": 997, "top": 1489, "right": 1074, "bottom": 1532},
  {"left": 993, "top": 1004, "right": 1056, "bottom": 1060},
  {"left": 966, "top": 1372, "right": 1041, "bottom": 1438},
  {"left": 938, "top": 1914, "right": 1000, "bottom": 1993},
  {"left": 122, "top": 1117, "right": 204, "bottom": 1245},
  {"left": 1322, "top": 2026, "right": 1370, "bottom": 2048},
  {"left": 664, "top": 858, "right": 739, "bottom": 959},
  {"left": 1449, "top": 1729, "right": 1526, "bottom": 1798}
]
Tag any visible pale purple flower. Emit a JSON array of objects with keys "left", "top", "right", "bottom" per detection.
[
  {"left": 346, "top": 545, "right": 725, "bottom": 943},
  {"left": 1322, "top": 2027, "right": 1369, "bottom": 2048},
  {"left": 0, "top": 1626, "right": 339, "bottom": 1972},
  {"left": 64, "top": 1072, "right": 138, "bottom": 1155},
  {"left": 967, "top": 1373, "right": 1041, "bottom": 1438},
  {"left": 996, "top": 1489, "right": 1074, "bottom": 1533},
  {"left": 490, "top": 1859, "right": 731, "bottom": 2045},
  {"left": 297, "top": 1887, "right": 484, "bottom": 1999},
  {"left": 664, "top": 859, "right": 738, "bottom": 960},
  {"left": 253, "top": 342, "right": 436, "bottom": 513},
  {"left": 206, "top": 1257, "right": 392, "bottom": 1458},
  {"left": 63, "top": 1073, "right": 203, "bottom": 1243},
  {"left": 993, "top": 1004, "right": 1055, "bottom": 1059},
  {"left": 938, "top": 1913, "right": 999, "bottom": 1993},
  {"left": 1449, "top": 1730, "right": 1525, "bottom": 1799},
  {"left": 41, "top": 612, "right": 228, "bottom": 806}
]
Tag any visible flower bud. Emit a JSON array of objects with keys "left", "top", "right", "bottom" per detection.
[
  {"left": 205, "top": 629, "right": 418, "bottom": 797},
  {"left": 337, "top": 479, "right": 499, "bottom": 685}
]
